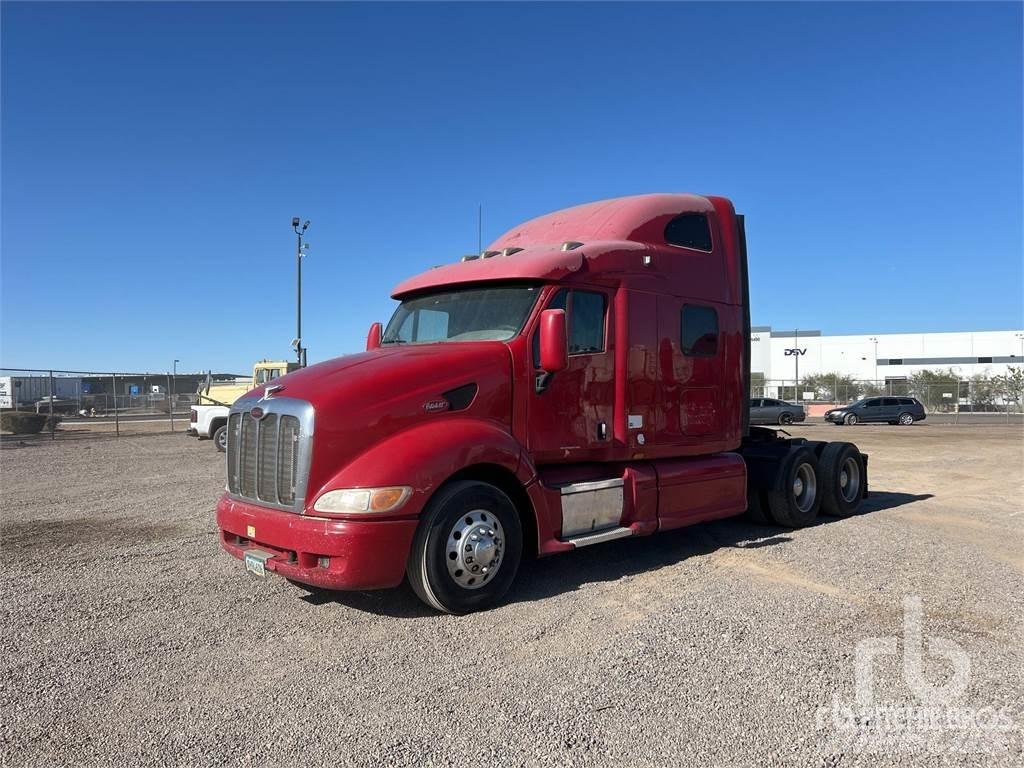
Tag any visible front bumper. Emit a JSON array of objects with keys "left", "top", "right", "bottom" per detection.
[{"left": 216, "top": 494, "right": 418, "bottom": 590}]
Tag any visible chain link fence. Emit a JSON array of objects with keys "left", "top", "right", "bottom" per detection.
[
  {"left": 1, "top": 368, "right": 201, "bottom": 441},
  {"left": 753, "top": 374, "right": 1024, "bottom": 418}
]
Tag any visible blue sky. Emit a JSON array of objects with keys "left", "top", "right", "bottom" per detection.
[{"left": 2, "top": 1, "right": 1021, "bottom": 374}]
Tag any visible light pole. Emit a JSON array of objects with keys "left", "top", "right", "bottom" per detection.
[
  {"left": 1016, "top": 333, "right": 1024, "bottom": 362},
  {"left": 869, "top": 337, "right": 878, "bottom": 383},
  {"left": 292, "top": 217, "right": 310, "bottom": 367},
  {"left": 793, "top": 328, "right": 799, "bottom": 401}
]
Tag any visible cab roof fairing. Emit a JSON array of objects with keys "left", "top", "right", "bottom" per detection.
[{"left": 390, "top": 193, "right": 721, "bottom": 299}]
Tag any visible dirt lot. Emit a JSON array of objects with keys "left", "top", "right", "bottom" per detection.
[{"left": 2, "top": 425, "right": 1022, "bottom": 765}]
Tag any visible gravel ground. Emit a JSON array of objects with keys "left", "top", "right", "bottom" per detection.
[{"left": 2, "top": 425, "right": 1022, "bottom": 766}]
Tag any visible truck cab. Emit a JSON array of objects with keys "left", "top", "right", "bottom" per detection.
[
  {"left": 215, "top": 194, "right": 867, "bottom": 613},
  {"left": 189, "top": 360, "right": 298, "bottom": 450}
]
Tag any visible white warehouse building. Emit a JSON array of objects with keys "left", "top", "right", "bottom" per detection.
[{"left": 751, "top": 327, "right": 1024, "bottom": 384}]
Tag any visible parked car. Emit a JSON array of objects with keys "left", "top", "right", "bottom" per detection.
[
  {"left": 824, "top": 397, "right": 926, "bottom": 426},
  {"left": 750, "top": 398, "right": 806, "bottom": 426}
]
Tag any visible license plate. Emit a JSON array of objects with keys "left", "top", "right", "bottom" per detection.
[{"left": 244, "top": 552, "right": 267, "bottom": 578}]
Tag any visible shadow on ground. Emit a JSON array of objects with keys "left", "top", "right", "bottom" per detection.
[{"left": 296, "top": 490, "right": 933, "bottom": 618}]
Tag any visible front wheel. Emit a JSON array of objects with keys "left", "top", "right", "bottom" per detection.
[
  {"left": 898, "top": 412, "right": 914, "bottom": 426},
  {"left": 213, "top": 424, "right": 228, "bottom": 452},
  {"left": 844, "top": 413, "right": 858, "bottom": 426},
  {"left": 407, "top": 480, "right": 522, "bottom": 614}
]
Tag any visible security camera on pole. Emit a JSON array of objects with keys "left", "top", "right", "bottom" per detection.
[{"left": 292, "top": 217, "right": 310, "bottom": 368}]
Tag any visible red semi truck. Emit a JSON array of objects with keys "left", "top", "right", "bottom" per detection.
[{"left": 215, "top": 194, "right": 868, "bottom": 613}]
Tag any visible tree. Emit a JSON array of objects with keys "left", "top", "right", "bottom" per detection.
[
  {"left": 800, "top": 372, "right": 865, "bottom": 403},
  {"left": 994, "top": 366, "right": 1024, "bottom": 413}
]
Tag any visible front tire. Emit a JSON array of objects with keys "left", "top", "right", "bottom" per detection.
[
  {"left": 407, "top": 480, "right": 522, "bottom": 614},
  {"left": 213, "top": 424, "right": 228, "bottom": 452},
  {"left": 844, "top": 413, "right": 858, "bottom": 426}
]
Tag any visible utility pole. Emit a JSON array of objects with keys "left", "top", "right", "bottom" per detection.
[
  {"left": 1016, "top": 332, "right": 1024, "bottom": 362},
  {"left": 171, "top": 359, "right": 179, "bottom": 431},
  {"left": 478, "top": 204, "right": 483, "bottom": 255},
  {"left": 292, "top": 217, "right": 310, "bottom": 367}
]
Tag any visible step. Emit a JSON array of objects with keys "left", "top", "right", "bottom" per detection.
[{"left": 561, "top": 526, "right": 633, "bottom": 548}]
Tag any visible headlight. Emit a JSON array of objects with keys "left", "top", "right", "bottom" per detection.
[{"left": 313, "top": 486, "right": 412, "bottom": 515}]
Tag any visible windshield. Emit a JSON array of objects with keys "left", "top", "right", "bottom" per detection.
[{"left": 383, "top": 285, "right": 539, "bottom": 344}]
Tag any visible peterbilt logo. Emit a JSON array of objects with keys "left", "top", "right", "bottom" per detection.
[
  {"left": 423, "top": 398, "right": 449, "bottom": 413},
  {"left": 249, "top": 406, "right": 265, "bottom": 419},
  {"left": 784, "top": 348, "right": 807, "bottom": 356}
]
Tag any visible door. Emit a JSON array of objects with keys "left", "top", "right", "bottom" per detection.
[
  {"left": 761, "top": 398, "right": 782, "bottom": 423},
  {"left": 880, "top": 397, "right": 900, "bottom": 421},
  {"left": 652, "top": 299, "right": 723, "bottom": 450},
  {"left": 860, "top": 398, "right": 884, "bottom": 422},
  {"left": 528, "top": 287, "right": 614, "bottom": 463}
]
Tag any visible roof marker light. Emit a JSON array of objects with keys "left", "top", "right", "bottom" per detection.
[
  {"left": 461, "top": 254, "right": 479, "bottom": 262},
  {"left": 502, "top": 247, "right": 524, "bottom": 256},
  {"left": 481, "top": 250, "right": 500, "bottom": 259},
  {"left": 561, "top": 241, "right": 584, "bottom": 251}
]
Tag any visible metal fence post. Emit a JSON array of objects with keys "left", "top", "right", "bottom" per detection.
[
  {"left": 48, "top": 370, "right": 55, "bottom": 440},
  {"left": 112, "top": 373, "right": 120, "bottom": 437},
  {"left": 167, "top": 373, "right": 174, "bottom": 432}
]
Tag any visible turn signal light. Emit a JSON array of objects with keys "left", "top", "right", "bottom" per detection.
[{"left": 312, "top": 486, "right": 412, "bottom": 515}]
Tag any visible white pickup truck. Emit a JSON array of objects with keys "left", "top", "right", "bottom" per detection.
[
  {"left": 188, "top": 360, "right": 297, "bottom": 451},
  {"left": 188, "top": 404, "right": 232, "bottom": 450}
]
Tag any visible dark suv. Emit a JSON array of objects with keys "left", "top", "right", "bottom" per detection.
[{"left": 824, "top": 397, "right": 926, "bottom": 426}]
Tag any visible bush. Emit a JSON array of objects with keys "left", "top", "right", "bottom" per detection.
[{"left": 0, "top": 411, "right": 62, "bottom": 434}]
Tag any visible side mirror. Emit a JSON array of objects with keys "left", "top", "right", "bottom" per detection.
[
  {"left": 539, "top": 309, "right": 568, "bottom": 373},
  {"left": 366, "top": 322, "right": 382, "bottom": 351}
]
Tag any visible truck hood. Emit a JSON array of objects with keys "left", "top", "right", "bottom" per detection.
[{"left": 246, "top": 342, "right": 514, "bottom": 496}]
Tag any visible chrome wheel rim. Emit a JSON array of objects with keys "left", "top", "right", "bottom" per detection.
[
  {"left": 216, "top": 430, "right": 227, "bottom": 449},
  {"left": 846, "top": 414, "right": 857, "bottom": 425},
  {"left": 839, "top": 456, "right": 861, "bottom": 503},
  {"left": 445, "top": 509, "right": 504, "bottom": 590},
  {"left": 900, "top": 413, "right": 913, "bottom": 425},
  {"left": 793, "top": 463, "right": 817, "bottom": 513}
]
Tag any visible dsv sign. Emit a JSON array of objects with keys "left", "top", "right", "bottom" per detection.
[{"left": 784, "top": 348, "right": 807, "bottom": 356}]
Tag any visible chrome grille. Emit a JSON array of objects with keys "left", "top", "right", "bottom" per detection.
[
  {"left": 226, "top": 398, "right": 313, "bottom": 512},
  {"left": 278, "top": 416, "right": 299, "bottom": 505}
]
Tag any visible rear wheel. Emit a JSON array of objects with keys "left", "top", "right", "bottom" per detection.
[
  {"left": 767, "top": 448, "right": 821, "bottom": 527},
  {"left": 213, "top": 424, "right": 228, "bottom": 452},
  {"left": 818, "top": 442, "right": 865, "bottom": 517},
  {"left": 779, "top": 412, "right": 794, "bottom": 426},
  {"left": 844, "top": 413, "right": 858, "bottom": 426},
  {"left": 898, "top": 412, "right": 914, "bottom": 426},
  {"left": 407, "top": 480, "right": 522, "bottom": 614}
]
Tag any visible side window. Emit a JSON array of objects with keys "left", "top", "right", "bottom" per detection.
[
  {"left": 750, "top": 399, "right": 761, "bottom": 408},
  {"left": 569, "top": 291, "right": 606, "bottom": 354},
  {"left": 882, "top": 398, "right": 898, "bottom": 407},
  {"left": 664, "top": 213, "right": 713, "bottom": 252},
  {"left": 532, "top": 288, "right": 606, "bottom": 366},
  {"left": 680, "top": 305, "right": 719, "bottom": 357},
  {"left": 898, "top": 398, "right": 915, "bottom": 405},
  {"left": 864, "top": 399, "right": 882, "bottom": 408}
]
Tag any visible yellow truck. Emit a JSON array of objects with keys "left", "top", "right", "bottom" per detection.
[{"left": 189, "top": 360, "right": 298, "bottom": 450}]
